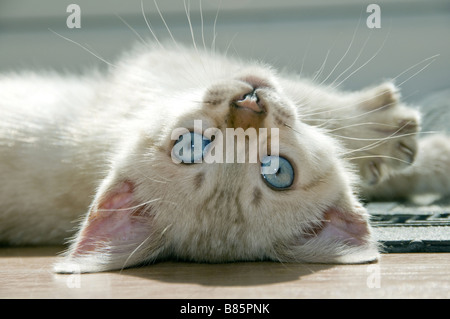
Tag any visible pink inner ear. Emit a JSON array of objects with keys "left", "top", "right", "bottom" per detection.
[
  {"left": 72, "top": 180, "right": 151, "bottom": 256},
  {"left": 99, "top": 181, "right": 134, "bottom": 210},
  {"left": 316, "top": 208, "right": 371, "bottom": 246}
]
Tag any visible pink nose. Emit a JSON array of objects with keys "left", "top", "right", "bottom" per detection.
[{"left": 234, "top": 91, "right": 264, "bottom": 113}]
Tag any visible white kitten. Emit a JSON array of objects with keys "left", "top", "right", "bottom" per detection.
[{"left": 0, "top": 44, "right": 447, "bottom": 273}]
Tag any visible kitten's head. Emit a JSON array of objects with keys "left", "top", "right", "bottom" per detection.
[{"left": 55, "top": 48, "right": 379, "bottom": 273}]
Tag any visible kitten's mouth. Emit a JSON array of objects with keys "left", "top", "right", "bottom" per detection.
[
  {"left": 229, "top": 90, "right": 267, "bottom": 130},
  {"left": 233, "top": 91, "right": 266, "bottom": 114}
]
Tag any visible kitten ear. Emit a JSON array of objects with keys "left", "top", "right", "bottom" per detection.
[
  {"left": 358, "top": 81, "right": 400, "bottom": 111},
  {"left": 54, "top": 180, "right": 161, "bottom": 273},
  {"left": 314, "top": 207, "right": 379, "bottom": 263},
  {"left": 291, "top": 206, "right": 379, "bottom": 264}
]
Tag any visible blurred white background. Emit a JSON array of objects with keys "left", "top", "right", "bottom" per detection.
[{"left": 0, "top": 0, "right": 449, "bottom": 103}]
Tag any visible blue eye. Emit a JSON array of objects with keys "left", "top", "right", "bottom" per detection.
[
  {"left": 172, "top": 132, "right": 211, "bottom": 163},
  {"left": 261, "top": 156, "right": 294, "bottom": 189}
]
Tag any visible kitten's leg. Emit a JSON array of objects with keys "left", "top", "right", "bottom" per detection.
[
  {"left": 362, "top": 134, "right": 450, "bottom": 201},
  {"left": 339, "top": 83, "right": 421, "bottom": 187},
  {"left": 287, "top": 81, "right": 421, "bottom": 188}
]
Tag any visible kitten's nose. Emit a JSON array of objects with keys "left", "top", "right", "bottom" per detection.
[{"left": 234, "top": 91, "right": 264, "bottom": 113}]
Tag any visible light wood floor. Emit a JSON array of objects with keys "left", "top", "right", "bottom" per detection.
[{"left": 0, "top": 246, "right": 449, "bottom": 298}]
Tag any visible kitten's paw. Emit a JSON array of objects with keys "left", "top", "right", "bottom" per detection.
[{"left": 345, "top": 83, "right": 421, "bottom": 185}]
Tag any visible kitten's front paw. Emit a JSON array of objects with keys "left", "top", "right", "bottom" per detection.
[{"left": 343, "top": 83, "right": 420, "bottom": 186}]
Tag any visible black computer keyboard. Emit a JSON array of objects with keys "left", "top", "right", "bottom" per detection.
[{"left": 367, "top": 202, "right": 450, "bottom": 253}]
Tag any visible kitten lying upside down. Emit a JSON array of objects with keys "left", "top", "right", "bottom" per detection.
[{"left": 0, "top": 44, "right": 448, "bottom": 273}]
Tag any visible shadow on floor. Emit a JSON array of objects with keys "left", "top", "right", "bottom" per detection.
[
  {"left": 0, "top": 245, "right": 65, "bottom": 258},
  {"left": 119, "top": 260, "right": 335, "bottom": 287}
]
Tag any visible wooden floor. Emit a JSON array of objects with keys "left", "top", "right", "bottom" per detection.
[{"left": 0, "top": 246, "right": 449, "bottom": 299}]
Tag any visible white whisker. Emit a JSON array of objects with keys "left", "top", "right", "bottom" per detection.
[
  {"left": 327, "top": 122, "right": 399, "bottom": 132},
  {"left": 199, "top": 0, "right": 207, "bottom": 52},
  {"left": 97, "top": 198, "right": 162, "bottom": 213},
  {"left": 48, "top": 29, "right": 116, "bottom": 68},
  {"left": 340, "top": 123, "right": 418, "bottom": 156},
  {"left": 345, "top": 154, "right": 412, "bottom": 165},
  {"left": 116, "top": 14, "right": 148, "bottom": 47},
  {"left": 312, "top": 49, "right": 331, "bottom": 83},
  {"left": 396, "top": 58, "right": 438, "bottom": 88},
  {"left": 319, "top": 11, "right": 362, "bottom": 85},
  {"left": 330, "top": 131, "right": 417, "bottom": 142},
  {"left": 329, "top": 30, "right": 372, "bottom": 88},
  {"left": 299, "top": 38, "right": 312, "bottom": 77},
  {"left": 141, "top": 0, "right": 163, "bottom": 49},
  {"left": 391, "top": 54, "right": 440, "bottom": 85},
  {"left": 154, "top": 0, "right": 179, "bottom": 48},
  {"left": 224, "top": 32, "right": 239, "bottom": 58},
  {"left": 301, "top": 93, "right": 395, "bottom": 120},
  {"left": 211, "top": 0, "right": 222, "bottom": 53},
  {"left": 184, "top": 0, "right": 198, "bottom": 53},
  {"left": 331, "top": 23, "right": 391, "bottom": 90},
  {"left": 120, "top": 233, "right": 153, "bottom": 272}
]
